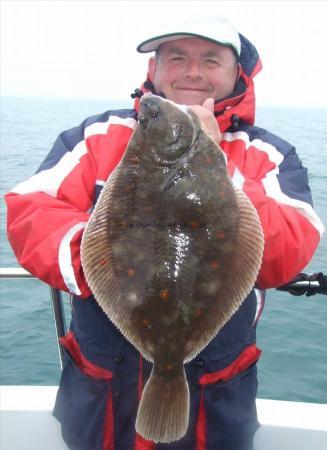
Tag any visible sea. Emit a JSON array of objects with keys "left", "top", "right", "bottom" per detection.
[{"left": 0, "top": 96, "right": 326, "bottom": 404}]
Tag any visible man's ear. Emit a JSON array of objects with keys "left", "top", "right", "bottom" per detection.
[
  {"left": 148, "top": 56, "right": 157, "bottom": 82},
  {"left": 236, "top": 63, "right": 241, "bottom": 82}
]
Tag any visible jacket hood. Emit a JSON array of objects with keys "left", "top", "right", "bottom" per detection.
[{"left": 132, "top": 33, "right": 262, "bottom": 133}]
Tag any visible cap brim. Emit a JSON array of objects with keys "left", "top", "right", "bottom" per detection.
[{"left": 137, "top": 32, "right": 239, "bottom": 57}]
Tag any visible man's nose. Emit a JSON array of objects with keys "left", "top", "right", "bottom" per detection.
[{"left": 184, "top": 60, "right": 203, "bottom": 80}]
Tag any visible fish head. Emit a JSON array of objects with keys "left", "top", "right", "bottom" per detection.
[{"left": 137, "top": 93, "right": 200, "bottom": 165}]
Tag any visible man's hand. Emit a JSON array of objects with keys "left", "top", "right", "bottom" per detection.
[{"left": 189, "top": 98, "right": 222, "bottom": 144}]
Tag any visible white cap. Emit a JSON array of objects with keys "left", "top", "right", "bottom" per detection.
[{"left": 136, "top": 17, "right": 241, "bottom": 57}]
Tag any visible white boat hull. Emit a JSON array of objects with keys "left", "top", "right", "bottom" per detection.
[{"left": 1, "top": 386, "right": 326, "bottom": 449}]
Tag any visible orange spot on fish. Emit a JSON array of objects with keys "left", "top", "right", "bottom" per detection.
[
  {"left": 143, "top": 206, "right": 153, "bottom": 213},
  {"left": 194, "top": 309, "right": 203, "bottom": 317},
  {"left": 142, "top": 318, "right": 150, "bottom": 326},
  {"left": 216, "top": 231, "right": 225, "bottom": 239},
  {"left": 98, "top": 258, "right": 108, "bottom": 266},
  {"left": 210, "top": 260, "right": 220, "bottom": 270},
  {"left": 127, "top": 267, "right": 136, "bottom": 277},
  {"left": 120, "top": 221, "right": 128, "bottom": 228},
  {"left": 190, "top": 220, "right": 200, "bottom": 229},
  {"left": 125, "top": 184, "right": 135, "bottom": 193},
  {"left": 205, "top": 155, "right": 213, "bottom": 164},
  {"left": 160, "top": 289, "right": 169, "bottom": 300},
  {"left": 218, "top": 190, "right": 225, "bottom": 197},
  {"left": 130, "top": 156, "right": 140, "bottom": 164}
]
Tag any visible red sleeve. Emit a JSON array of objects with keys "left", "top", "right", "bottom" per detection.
[
  {"left": 5, "top": 115, "right": 135, "bottom": 297},
  {"left": 222, "top": 132, "right": 324, "bottom": 289},
  {"left": 6, "top": 190, "right": 92, "bottom": 297},
  {"left": 244, "top": 178, "right": 321, "bottom": 289},
  {"left": 5, "top": 133, "right": 97, "bottom": 297}
]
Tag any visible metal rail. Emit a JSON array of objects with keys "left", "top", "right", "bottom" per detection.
[
  {"left": 0, "top": 268, "right": 66, "bottom": 368},
  {"left": 1, "top": 267, "right": 326, "bottom": 370},
  {"left": 0, "top": 267, "right": 33, "bottom": 278},
  {"left": 276, "top": 272, "right": 327, "bottom": 296}
]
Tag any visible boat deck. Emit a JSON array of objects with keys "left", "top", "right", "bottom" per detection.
[{"left": 1, "top": 386, "right": 326, "bottom": 449}]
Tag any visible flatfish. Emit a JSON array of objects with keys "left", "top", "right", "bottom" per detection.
[{"left": 81, "top": 93, "right": 264, "bottom": 443}]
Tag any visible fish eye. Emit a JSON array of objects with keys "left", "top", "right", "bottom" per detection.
[{"left": 169, "top": 122, "right": 181, "bottom": 144}]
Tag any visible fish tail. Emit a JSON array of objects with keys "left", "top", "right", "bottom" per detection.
[{"left": 135, "top": 364, "right": 189, "bottom": 443}]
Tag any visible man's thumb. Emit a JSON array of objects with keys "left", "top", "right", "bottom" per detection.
[{"left": 202, "top": 98, "right": 214, "bottom": 112}]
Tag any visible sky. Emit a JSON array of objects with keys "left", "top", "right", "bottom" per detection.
[{"left": 1, "top": 0, "right": 327, "bottom": 108}]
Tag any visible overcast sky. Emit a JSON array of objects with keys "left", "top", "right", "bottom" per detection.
[{"left": 1, "top": 0, "right": 327, "bottom": 108}]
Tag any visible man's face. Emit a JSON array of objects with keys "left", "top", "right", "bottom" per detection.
[{"left": 148, "top": 37, "right": 239, "bottom": 106}]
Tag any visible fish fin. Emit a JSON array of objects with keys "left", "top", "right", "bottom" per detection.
[
  {"left": 185, "top": 186, "right": 264, "bottom": 362},
  {"left": 220, "top": 186, "right": 264, "bottom": 310},
  {"left": 81, "top": 167, "right": 152, "bottom": 360},
  {"left": 136, "top": 365, "right": 189, "bottom": 443}
]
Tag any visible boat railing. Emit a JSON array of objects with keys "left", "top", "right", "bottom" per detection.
[
  {"left": 0, "top": 267, "right": 66, "bottom": 369},
  {"left": 1, "top": 266, "right": 326, "bottom": 370}
]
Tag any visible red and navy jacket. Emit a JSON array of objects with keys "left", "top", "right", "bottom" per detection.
[{"left": 5, "top": 34, "right": 324, "bottom": 450}]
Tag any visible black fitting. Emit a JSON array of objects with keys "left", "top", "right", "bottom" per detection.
[
  {"left": 193, "top": 358, "right": 204, "bottom": 368},
  {"left": 231, "top": 114, "right": 240, "bottom": 131},
  {"left": 131, "top": 88, "right": 144, "bottom": 99},
  {"left": 113, "top": 355, "right": 124, "bottom": 364}
]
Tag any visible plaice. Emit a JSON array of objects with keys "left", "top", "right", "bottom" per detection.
[{"left": 81, "top": 93, "right": 264, "bottom": 443}]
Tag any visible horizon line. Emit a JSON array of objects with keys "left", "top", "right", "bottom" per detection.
[{"left": 1, "top": 95, "right": 326, "bottom": 111}]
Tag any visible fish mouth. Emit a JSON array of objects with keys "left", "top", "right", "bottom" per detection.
[
  {"left": 138, "top": 110, "right": 160, "bottom": 130},
  {"left": 138, "top": 113, "right": 149, "bottom": 130},
  {"left": 138, "top": 96, "right": 161, "bottom": 129}
]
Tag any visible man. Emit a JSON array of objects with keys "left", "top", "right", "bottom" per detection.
[{"left": 5, "top": 18, "right": 324, "bottom": 450}]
